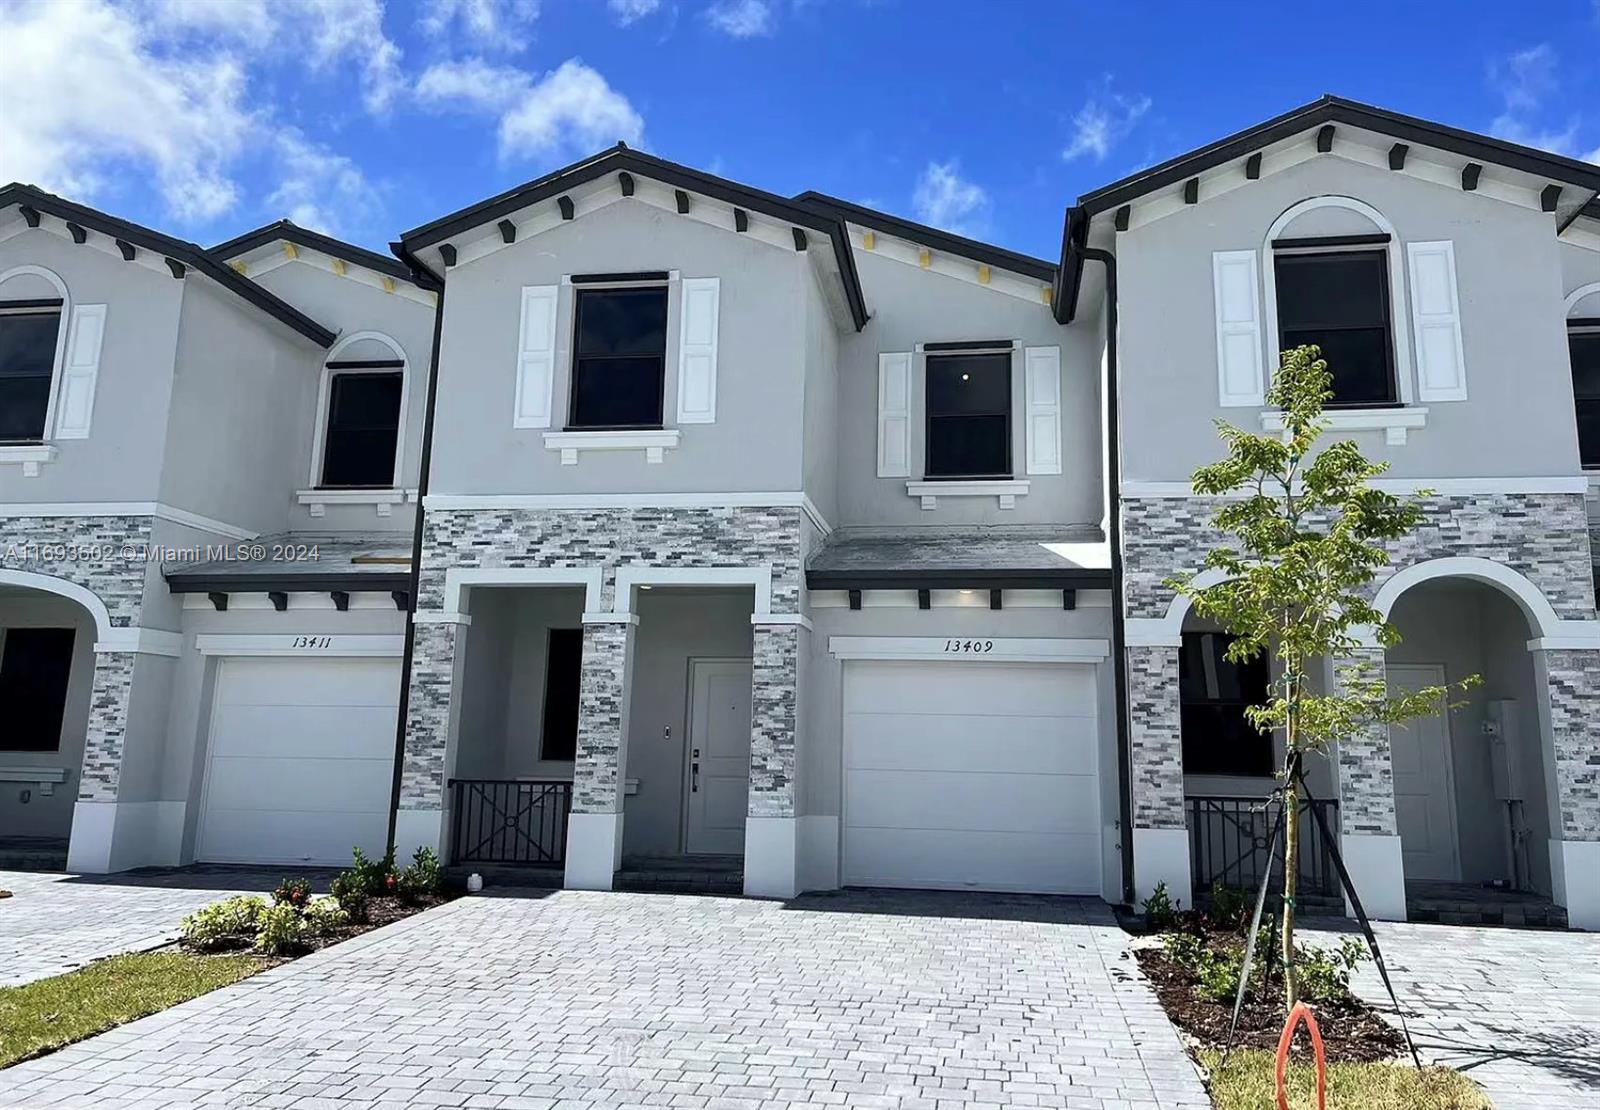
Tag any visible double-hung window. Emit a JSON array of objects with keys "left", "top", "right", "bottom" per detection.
[
  {"left": 319, "top": 362, "right": 404, "bottom": 488},
  {"left": 0, "top": 627, "right": 76, "bottom": 753},
  {"left": 1572, "top": 320, "right": 1600, "bottom": 469},
  {"left": 1178, "top": 631, "right": 1272, "bottom": 777},
  {"left": 924, "top": 348, "right": 1012, "bottom": 478},
  {"left": 1273, "top": 242, "right": 1397, "bottom": 407},
  {"left": 568, "top": 283, "right": 669, "bottom": 430},
  {"left": 0, "top": 301, "right": 63, "bottom": 442}
]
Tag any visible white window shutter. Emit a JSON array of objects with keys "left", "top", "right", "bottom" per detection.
[
  {"left": 676, "top": 277, "right": 720, "bottom": 424},
  {"left": 1407, "top": 240, "right": 1467, "bottom": 402},
  {"left": 1023, "top": 345, "right": 1062, "bottom": 475},
  {"left": 53, "top": 303, "right": 106, "bottom": 440},
  {"left": 513, "top": 285, "right": 559, "bottom": 428},
  {"left": 876, "top": 351, "right": 911, "bottom": 478},
  {"left": 1212, "top": 250, "right": 1265, "bottom": 407}
]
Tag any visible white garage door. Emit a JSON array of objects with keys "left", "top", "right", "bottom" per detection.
[
  {"left": 843, "top": 660, "right": 1101, "bottom": 894},
  {"left": 198, "top": 657, "right": 400, "bottom": 866}
]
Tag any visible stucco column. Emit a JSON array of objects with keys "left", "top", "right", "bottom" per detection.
[
  {"left": 1534, "top": 646, "right": 1600, "bottom": 929},
  {"left": 745, "top": 619, "right": 803, "bottom": 898},
  {"left": 395, "top": 615, "right": 467, "bottom": 862},
  {"left": 1333, "top": 647, "right": 1406, "bottom": 921},
  {"left": 1126, "top": 645, "right": 1191, "bottom": 907},
  {"left": 565, "top": 614, "right": 638, "bottom": 890}
]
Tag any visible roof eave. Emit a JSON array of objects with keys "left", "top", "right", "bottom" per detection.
[{"left": 212, "top": 221, "right": 417, "bottom": 283}]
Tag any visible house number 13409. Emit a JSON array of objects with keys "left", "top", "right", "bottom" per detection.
[{"left": 943, "top": 639, "right": 994, "bottom": 654}]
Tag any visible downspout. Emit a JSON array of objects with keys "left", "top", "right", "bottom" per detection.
[
  {"left": 1068, "top": 229, "right": 1135, "bottom": 906},
  {"left": 385, "top": 255, "right": 446, "bottom": 854}
]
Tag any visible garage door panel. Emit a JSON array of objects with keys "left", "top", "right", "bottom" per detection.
[
  {"left": 847, "top": 712, "right": 1098, "bottom": 775},
  {"left": 844, "top": 661, "right": 1094, "bottom": 717},
  {"left": 199, "top": 808, "right": 389, "bottom": 866},
  {"left": 200, "top": 658, "right": 399, "bottom": 866},
  {"left": 215, "top": 659, "right": 399, "bottom": 707},
  {"left": 847, "top": 768, "right": 1099, "bottom": 836},
  {"left": 209, "top": 705, "right": 397, "bottom": 760},
  {"left": 844, "top": 827, "right": 1101, "bottom": 894}
]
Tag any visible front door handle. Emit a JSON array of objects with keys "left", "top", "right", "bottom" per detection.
[{"left": 691, "top": 747, "right": 700, "bottom": 792}]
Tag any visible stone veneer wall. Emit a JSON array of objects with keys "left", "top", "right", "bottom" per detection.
[
  {"left": 2, "top": 514, "right": 156, "bottom": 801},
  {"left": 749, "top": 624, "right": 800, "bottom": 819},
  {"left": 1546, "top": 649, "right": 1600, "bottom": 839},
  {"left": 402, "top": 505, "right": 806, "bottom": 813},
  {"left": 1121, "top": 492, "right": 1597, "bottom": 840},
  {"left": 573, "top": 621, "right": 633, "bottom": 814}
]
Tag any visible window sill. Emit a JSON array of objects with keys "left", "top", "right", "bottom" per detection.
[
  {"left": 0, "top": 766, "right": 68, "bottom": 795},
  {"left": 1260, "top": 406, "right": 1428, "bottom": 446},
  {"left": 905, "top": 478, "right": 1030, "bottom": 510},
  {"left": 543, "top": 429, "right": 681, "bottom": 466},
  {"left": 296, "top": 488, "right": 415, "bottom": 518},
  {"left": 0, "top": 443, "right": 57, "bottom": 477}
]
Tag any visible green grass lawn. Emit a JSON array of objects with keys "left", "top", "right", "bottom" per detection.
[
  {"left": 1199, "top": 1049, "right": 1493, "bottom": 1110},
  {"left": 0, "top": 950, "right": 268, "bottom": 1069}
]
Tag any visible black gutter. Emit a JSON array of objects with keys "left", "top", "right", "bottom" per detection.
[
  {"left": 397, "top": 146, "right": 868, "bottom": 331},
  {"left": 1066, "top": 227, "right": 1136, "bottom": 907},
  {"left": 806, "top": 568, "right": 1110, "bottom": 591},
  {"left": 1052, "top": 207, "right": 1089, "bottom": 325},
  {"left": 166, "top": 572, "right": 412, "bottom": 593},
  {"left": 1557, "top": 193, "right": 1600, "bottom": 235},
  {"left": 1077, "top": 95, "right": 1600, "bottom": 217},
  {"left": 385, "top": 274, "right": 448, "bottom": 853},
  {"left": 211, "top": 219, "right": 415, "bottom": 282},
  {"left": 1, "top": 183, "right": 336, "bottom": 348},
  {"left": 793, "top": 191, "right": 1059, "bottom": 284}
]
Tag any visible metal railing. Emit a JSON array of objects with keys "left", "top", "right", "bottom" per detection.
[
  {"left": 1186, "top": 794, "right": 1340, "bottom": 899},
  {"left": 448, "top": 779, "right": 572, "bottom": 866}
]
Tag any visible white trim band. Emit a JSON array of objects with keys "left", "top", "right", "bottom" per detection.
[
  {"left": 543, "top": 429, "right": 682, "bottom": 466},
  {"left": 1121, "top": 476, "right": 1593, "bottom": 498},
  {"left": 615, "top": 565, "right": 774, "bottom": 616},
  {"left": 752, "top": 613, "right": 812, "bottom": 630},
  {"left": 827, "top": 635, "right": 1110, "bottom": 663},
  {"left": 296, "top": 488, "right": 412, "bottom": 518},
  {"left": 0, "top": 444, "right": 57, "bottom": 476},
  {"left": 413, "top": 611, "right": 472, "bottom": 626},
  {"left": 1260, "top": 407, "right": 1428, "bottom": 446},
  {"left": 581, "top": 612, "right": 639, "bottom": 626},
  {"left": 0, "top": 501, "right": 257, "bottom": 539},
  {"left": 905, "top": 479, "right": 1030, "bottom": 511},
  {"left": 94, "top": 627, "right": 183, "bottom": 656},
  {"left": 441, "top": 566, "right": 605, "bottom": 614},
  {"left": 193, "top": 633, "right": 406, "bottom": 657}
]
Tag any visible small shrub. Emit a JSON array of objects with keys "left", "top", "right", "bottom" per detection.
[
  {"left": 1142, "top": 881, "right": 1180, "bottom": 931},
  {"left": 272, "top": 876, "right": 313, "bottom": 910},
  {"left": 1161, "top": 931, "right": 1242, "bottom": 1003},
  {"left": 329, "top": 873, "right": 370, "bottom": 923},
  {"left": 393, "top": 846, "right": 444, "bottom": 904},
  {"left": 180, "top": 895, "right": 267, "bottom": 952},
  {"left": 303, "top": 896, "right": 349, "bottom": 935},
  {"left": 1292, "top": 937, "right": 1367, "bottom": 1002},
  {"left": 349, "top": 846, "right": 396, "bottom": 896},
  {"left": 1209, "top": 883, "right": 1250, "bottom": 929},
  {"left": 254, "top": 903, "right": 311, "bottom": 955}
]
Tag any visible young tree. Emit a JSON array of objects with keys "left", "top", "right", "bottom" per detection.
[{"left": 1169, "top": 345, "right": 1476, "bottom": 1009}]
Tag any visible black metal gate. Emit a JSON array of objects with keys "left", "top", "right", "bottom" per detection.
[{"left": 448, "top": 779, "right": 572, "bottom": 866}]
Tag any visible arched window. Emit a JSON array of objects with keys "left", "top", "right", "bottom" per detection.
[
  {"left": 0, "top": 266, "right": 70, "bottom": 443},
  {"left": 312, "top": 332, "right": 408, "bottom": 489}
]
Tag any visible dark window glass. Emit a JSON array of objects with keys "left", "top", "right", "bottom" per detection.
[
  {"left": 1275, "top": 251, "right": 1396, "bottom": 407},
  {"left": 540, "top": 628, "right": 583, "bottom": 761},
  {"left": 1179, "top": 632, "right": 1273, "bottom": 777},
  {"left": 0, "top": 627, "right": 76, "bottom": 753},
  {"left": 0, "top": 311, "right": 61, "bottom": 442},
  {"left": 569, "top": 287, "right": 668, "bottom": 429},
  {"left": 1572, "top": 332, "right": 1600, "bottom": 469},
  {"left": 925, "top": 351, "right": 1011, "bottom": 478},
  {"left": 320, "top": 372, "right": 402, "bottom": 487}
]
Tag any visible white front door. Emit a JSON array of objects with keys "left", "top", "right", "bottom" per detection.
[
  {"left": 842, "top": 659, "right": 1102, "bottom": 894},
  {"left": 684, "top": 658, "right": 753, "bottom": 855},
  {"left": 1387, "top": 663, "right": 1461, "bottom": 882},
  {"left": 198, "top": 657, "right": 400, "bottom": 866}
]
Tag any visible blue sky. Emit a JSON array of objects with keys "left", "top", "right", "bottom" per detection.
[{"left": 3, "top": 0, "right": 1598, "bottom": 261}]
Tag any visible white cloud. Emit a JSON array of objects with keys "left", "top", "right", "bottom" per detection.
[
  {"left": 1061, "top": 79, "right": 1151, "bottom": 163},
  {"left": 418, "top": 56, "right": 644, "bottom": 162},
  {"left": 268, "top": 127, "right": 379, "bottom": 237},
  {"left": 705, "top": 0, "right": 773, "bottom": 37},
  {"left": 298, "top": 0, "right": 406, "bottom": 114},
  {"left": 608, "top": 0, "right": 661, "bottom": 26},
  {"left": 912, "top": 161, "right": 989, "bottom": 238},
  {"left": 142, "top": 0, "right": 275, "bottom": 39},
  {"left": 1486, "top": 44, "right": 1594, "bottom": 159},
  {"left": 0, "top": 0, "right": 250, "bottom": 220},
  {"left": 501, "top": 60, "right": 645, "bottom": 159},
  {"left": 418, "top": 0, "right": 539, "bottom": 52}
]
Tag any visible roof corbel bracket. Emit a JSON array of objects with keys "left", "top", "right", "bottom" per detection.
[
  {"left": 268, "top": 591, "right": 289, "bottom": 612},
  {"left": 330, "top": 590, "right": 350, "bottom": 612},
  {"left": 438, "top": 244, "right": 457, "bottom": 267},
  {"left": 674, "top": 189, "right": 690, "bottom": 214},
  {"left": 390, "top": 590, "right": 411, "bottom": 611},
  {"left": 164, "top": 257, "right": 186, "bottom": 279},
  {"left": 1183, "top": 178, "right": 1199, "bottom": 205},
  {"left": 1114, "top": 206, "right": 1131, "bottom": 232},
  {"left": 65, "top": 222, "right": 87, "bottom": 244},
  {"left": 1461, "top": 163, "right": 1482, "bottom": 191},
  {"left": 18, "top": 205, "right": 40, "bottom": 228},
  {"left": 1316, "top": 124, "right": 1336, "bottom": 153},
  {"left": 792, "top": 227, "right": 808, "bottom": 251},
  {"left": 618, "top": 172, "right": 635, "bottom": 197},
  {"left": 497, "top": 219, "right": 516, "bottom": 244},
  {"left": 1244, "top": 153, "right": 1262, "bottom": 180},
  {"left": 1541, "top": 184, "right": 1562, "bottom": 213},
  {"left": 557, "top": 195, "right": 575, "bottom": 220},
  {"left": 207, "top": 592, "right": 228, "bottom": 612},
  {"left": 115, "top": 239, "right": 136, "bottom": 261},
  {"left": 733, "top": 208, "right": 749, "bottom": 233},
  {"left": 1388, "top": 143, "right": 1409, "bottom": 171}
]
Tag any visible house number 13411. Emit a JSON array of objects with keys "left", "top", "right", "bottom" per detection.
[
  {"left": 291, "top": 636, "right": 333, "bottom": 649},
  {"left": 943, "top": 639, "right": 995, "bottom": 654}
]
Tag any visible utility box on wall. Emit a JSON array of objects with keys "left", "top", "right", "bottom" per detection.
[{"left": 1485, "top": 699, "right": 1525, "bottom": 802}]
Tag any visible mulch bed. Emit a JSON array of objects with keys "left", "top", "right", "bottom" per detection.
[
  {"left": 1134, "top": 929, "right": 1406, "bottom": 1064},
  {"left": 182, "top": 892, "right": 455, "bottom": 958}
]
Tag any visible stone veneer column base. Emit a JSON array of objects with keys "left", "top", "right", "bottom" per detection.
[
  {"left": 393, "top": 807, "right": 446, "bottom": 864},
  {"left": 1550, "top": 839, "right": 1600, "bottom": 930},
  {"left": 66, "top": 800, "right": 184, "bottom": 874},
  {"left": 1132, "top": 827, "right": 1191, "bottom": 907},
  {"left": 744, "top": 816, "right": 799, "bottom": 899},
  {"left": 566, "top": 812, "right": 624, "bottom": 890},
  {"left": 1339, "top": 833, "right": 1406, "bottom": 921}
]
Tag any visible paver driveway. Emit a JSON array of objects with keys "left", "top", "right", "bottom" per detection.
[
  {"left": 0, "top": 868, "right": 283, "bottom": 987},
  {"left": 1309, "top": 918, "right": 1600, "bottom": 1110},
  {"left": 0, "top": 888, "right": 1210, "bottom": 1109}
]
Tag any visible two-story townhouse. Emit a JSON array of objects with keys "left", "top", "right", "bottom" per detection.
[
  {"left": 0, "top": 191, "right": 435, "bottom": 873},
  {"left": 1053, "top": 97, "right": 1600, "bottom": 928},
  {"left": 388, "top": 146, "right": 1114, "bottom": 899}
]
